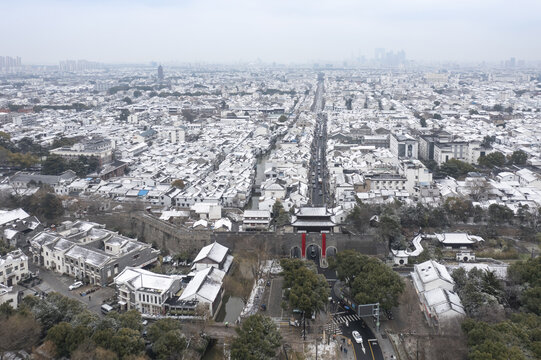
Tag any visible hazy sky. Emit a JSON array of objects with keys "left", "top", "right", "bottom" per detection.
[{"left": 2, "top": 0, "right": 540, "bottom": 64}]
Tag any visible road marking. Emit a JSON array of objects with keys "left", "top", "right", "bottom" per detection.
[{"left": 368, "top": 340, "right": 375, "bottom": 360}]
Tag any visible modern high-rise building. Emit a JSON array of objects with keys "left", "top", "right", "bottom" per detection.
[
  {"left": 157, "top": 65, "right": 164, "bottom": 81},
  {"left": 0, "top": 56, "right": 22, "bottom": 70}
]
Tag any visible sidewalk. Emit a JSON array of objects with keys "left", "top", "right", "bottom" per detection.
[
  {"left": 365, "top": 317, "right": 397, "bottom": 360},
  {"left": 336, "top": 334, "right": 356, "bottom": 360}
]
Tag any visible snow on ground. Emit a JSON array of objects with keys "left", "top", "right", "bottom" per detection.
[
  {"left": 304, "top": 341, "right": 338, "bottom": 359},
  {"left": 240, "top": 260, "right": 282, "bottom": 317},
  {"left": 260, "top": 259, "right": 282, "bottom": 274},
  {"left": 240, "top": 278, "right": 265, "bottom": 317},
  {"left": 447, "top": 262, "right": 508, "bottom": 278}
]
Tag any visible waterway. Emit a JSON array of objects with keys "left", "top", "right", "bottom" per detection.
[
  {"left": 202, "top": 295, "right": 244, "bottom": 360},
  {"left": 215, "top": 295, "right": 244, "bottom": 323}
]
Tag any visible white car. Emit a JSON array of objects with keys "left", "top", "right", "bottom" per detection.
[
  {"left": 69, "top": 281, "right": 83, "bottom": 291},
  {"left": 352, "top": 330, "right": 363, "bottom": 344}
]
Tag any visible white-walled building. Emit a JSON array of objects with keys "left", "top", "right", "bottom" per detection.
[
  {"left": 178, "top": 266, "right": 225, "bottom": 319},
  {"left": 191, "top": 242, "right": 233, "bottom": 273},
  {"left": 114, "top": 267, "right": 182, "bottom": 315},
  {"left": 0, "top": 250, "right": 29, "bottom": 287},
  {"left": 411, "top": 260, "right": 465, "bottom": 326}
]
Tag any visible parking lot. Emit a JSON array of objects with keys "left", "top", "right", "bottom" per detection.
[{"left": 21, "top": 262, "right": 115, "bottom": 314}]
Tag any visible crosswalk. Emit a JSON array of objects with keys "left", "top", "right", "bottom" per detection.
[
  {"left": 335, "top": 313, "right": 361, "bottom": 324},
  {"left": 324, "top": 313, "right": 361, "bottom": 335}
]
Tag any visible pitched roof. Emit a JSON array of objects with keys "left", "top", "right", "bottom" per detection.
[
  {"left": 179, "top": 267, "right": 225, "bottom": 302},
  {"left": 193, "top": 242, "right": 229, "bottom": 264},
  {"left": 0, "top": 208, "right": 30, "bottom": 226}
]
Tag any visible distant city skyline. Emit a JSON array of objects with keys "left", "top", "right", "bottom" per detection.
[{"left": 2, "top": 0, "right": 540, "bottom": 65}]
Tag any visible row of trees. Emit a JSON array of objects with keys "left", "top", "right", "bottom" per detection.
[
  {"left": 329, "top": 250, "right": 404, "bottom": 311},
  {"left": 0, "top": 132, "right": 40, "bottom": 168},
  {"left": 458, "top": 257, "right": 541, "bottom": 359},
  {"left": 478, "top": 150, "right": 528, "bottom": 168},
  {"left": 0, "top": 292, "right": 208, "bottom": 360},
  {"left": 347, "top": 197, "right": 541, "bottom": 248},
  {"left": 0, "top": 132, "right": 100, "bottom": 176},
  {"left": 41, "top": 154, "right": 100, "bottom": 177},
  {"left": 280, "top": 258, "right": 329, "bottom": 317},
  {"left": 423, "top": 149, "right": 528, "bottom": 180}
]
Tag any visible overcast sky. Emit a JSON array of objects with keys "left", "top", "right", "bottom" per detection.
[{"left": 2, "top": 0, "right": 540, "bottom": 64}]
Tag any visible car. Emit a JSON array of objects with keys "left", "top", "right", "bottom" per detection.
[
  {"left": 266, "top": 280, "right": 271, "bottom": 287},
  {"left": 69, "top": 281, "right": 83, "bottom": 291},
  {"left": 310, "top": 249, "right": 316, "bottom": 258},
  {"left": 352, "top": 330, "right": 363, "bottom": 344},
  {"left": 101, "top": 304, "right": 114, "bottom": 314},
  {"left": 289, "top": 319, "right": 300, "bottom": 327}
]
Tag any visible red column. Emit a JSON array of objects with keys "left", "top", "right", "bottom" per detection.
[
  {"left": 301, "top": 233, "right": 306, "bottom": 258},
  {"left": 321, "top": 233, "right": 326, "bottom": 258}
]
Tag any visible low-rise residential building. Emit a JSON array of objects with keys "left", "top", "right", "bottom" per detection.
[
  {"left": 243, "top": 210, "right": 271, "bottom": 231},
  {"left": 114, "top": 267, "right": 183, "bottom": 315},
  {"left": 0, "top": 208, "right": 42, "bottom": 247},
  {"left": 411, "top": 260, "right": 465, "bottom": 327},
  {"left": 0, "top": 249, "right": 29, "bottom": 287},
  {"left": 177, "top": 266, "right": 225, "bottom": 319},
  {"left": 9, "top": 170, "right": 77, "bottom": 189},
  {"left": 50, "top": 136, "right": 114, "bottom": 165},
  {"left": 360, "top": 173, "right": 407, "bottom": 192},
  {"left": 30, "top": 221, "right": 159, "bottom": 286},
  {"left": 390, "top": 133, "right": 418, "bottom": 159},
  {"left": 192, "top": 242, "right": 233, "bottom": 273}
]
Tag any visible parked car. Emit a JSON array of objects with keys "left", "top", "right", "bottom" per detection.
[
  {"left": 101, "top": 304, "right": 114, "bottom": 314},
  {"left": 352, "top": 330, "right": 363, "bottom": 344},
  {"left": 69, "top": 281, "right": 83, "bottom": 291}
]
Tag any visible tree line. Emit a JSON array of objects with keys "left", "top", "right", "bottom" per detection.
[
  {"left": 0, "top": 293, "right": 208, "bottom": 360},
  {"left": 346, "top": 198, "right": 541, "bottom": 249},
  {"left": 0, "top": 133, "right": 100, "bottom": 177},
  {"left": 457, "top": 257, "right": 541, "bottom": 359}
]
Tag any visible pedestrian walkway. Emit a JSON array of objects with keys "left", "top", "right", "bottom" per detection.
[
  {"left": 324, "top": 313, "right": 361, "bottom": 336},
  {"left": 336, "top": 335, "right": 356, "bottom": 360},
  {"left": 335, "top": 313, "right": 361, "bottom": 324}
]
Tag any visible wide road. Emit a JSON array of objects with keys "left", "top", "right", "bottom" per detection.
[{"left": 309, "top": 75, "right": 329, "bottom": 206}]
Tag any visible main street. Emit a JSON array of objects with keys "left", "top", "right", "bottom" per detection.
[{"left": 309, "top": 74, "right": 329, "bottom": 206}]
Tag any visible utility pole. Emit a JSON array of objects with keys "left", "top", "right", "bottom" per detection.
[{"left": 303, "top": 311, "right": 306, "bottom": 341}]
